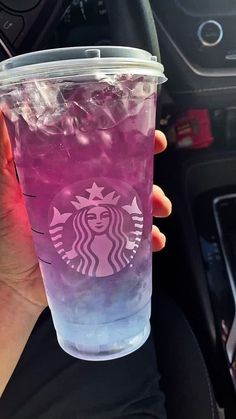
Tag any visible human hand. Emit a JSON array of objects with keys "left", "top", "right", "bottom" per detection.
[
  {"left": 0, "top": 113, "right": 47, "bottom": 311},
  {"left": 0, "top": 121, "right": 171, "bottom": 310}
]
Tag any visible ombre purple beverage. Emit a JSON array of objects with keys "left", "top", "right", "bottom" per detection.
[{"left": 0, "top": 46, "right": 166, "bottom": 360}]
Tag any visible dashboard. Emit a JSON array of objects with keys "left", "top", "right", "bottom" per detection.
[
  {"left": 156, "top": 0, "right": 236, "bottom": 70},
  {"left": 55, "top": 0, "right": 236, "bottom": 108},
  {"left": 150, "top": 0, "right": 236, "bottom": 107}
]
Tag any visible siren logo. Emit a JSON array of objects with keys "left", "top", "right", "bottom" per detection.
[{"left": 48, "top": 179, "right": 143, "bottom": 277}]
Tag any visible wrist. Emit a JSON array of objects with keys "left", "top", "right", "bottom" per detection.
[
  {"left": 0, "top": 280, "right": 44, "bottom": 397},
  {"left": 0, "top": 281, "right": 45, "bottom": 320}
]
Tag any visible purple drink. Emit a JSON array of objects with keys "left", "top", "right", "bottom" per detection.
[{"left": 0, "top": 47, "right": 166, "bottom": 360}]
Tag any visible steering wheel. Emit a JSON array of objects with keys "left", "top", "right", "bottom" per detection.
[{"left": 106, "top": 0, "right": 161, "bottom": 61}]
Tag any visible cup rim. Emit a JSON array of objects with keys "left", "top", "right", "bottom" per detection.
[{"left": 0, "top": 46, "right": 167, "bottom": 87}]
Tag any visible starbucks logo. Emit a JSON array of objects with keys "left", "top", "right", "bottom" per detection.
[{"left": 48, "top": 179, "right": 143, "bottom": 277}]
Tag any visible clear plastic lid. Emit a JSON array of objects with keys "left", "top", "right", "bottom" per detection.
[{"left": 0, "top": 46, "right": 167, "bottom": 86}]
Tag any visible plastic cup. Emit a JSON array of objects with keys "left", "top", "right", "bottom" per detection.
[{"left": 0, "top": 46, "right": 166, "bottom": 360}]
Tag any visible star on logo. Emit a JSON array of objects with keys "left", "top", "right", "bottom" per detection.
[
  {"left": 86, "top": 182, "right": 104, "bottom": 200},
  {"left": 71, "top": 183, "right": 120, "bottom": 209}
]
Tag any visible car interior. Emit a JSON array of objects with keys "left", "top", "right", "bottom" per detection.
[{"left": 0, "top": 0, "right": 235, "bottom": 418}]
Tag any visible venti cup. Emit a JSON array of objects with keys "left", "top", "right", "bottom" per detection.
[{"left": 0, "top": 46, "right": 166, "bottom": 360}]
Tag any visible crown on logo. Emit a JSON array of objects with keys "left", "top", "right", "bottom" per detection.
[{"left": 71, "top": 182, "right": 120, "bottom": 210}]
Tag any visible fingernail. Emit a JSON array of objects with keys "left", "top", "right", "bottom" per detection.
[{"left": 160, "top": 232, "right": 166, "bottom": 243}]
